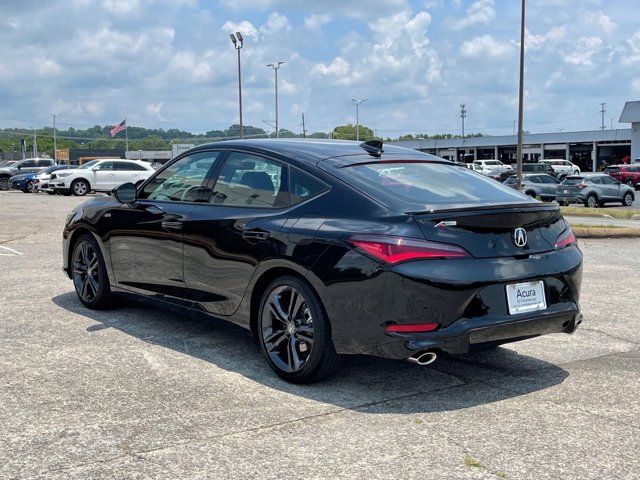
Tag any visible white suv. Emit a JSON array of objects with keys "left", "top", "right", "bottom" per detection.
[
  {"left": 472, "top": 159, "right": 510, "bottom": 174},
  {"left": 540, "top": 159, "right": 580, "bottom": 178},
  {"left": 49, "top": 159, "right": 155, "bottom": 196}
]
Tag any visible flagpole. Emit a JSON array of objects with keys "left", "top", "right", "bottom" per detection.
[{"left": 125, "top": 119, "right": 129, "bottom": 154}]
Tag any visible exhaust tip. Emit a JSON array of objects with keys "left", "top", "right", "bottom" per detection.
[{"left": 407, "top": 351, "right": 438, "bottom": 366}]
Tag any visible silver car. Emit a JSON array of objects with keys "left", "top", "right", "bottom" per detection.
[
  {"left": 503, "top": 173, "right": 559, "bottom": 201},
  {"left": 555, "top": 173, "right": 635, "bottom": 208}
]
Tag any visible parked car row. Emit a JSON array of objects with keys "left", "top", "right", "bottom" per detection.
[
  {"left": 1, "top": 158, "right": 155, "bottom": 196},
  {"left": 502, "top": 172, "right": 635, "bottom": 207},
  {"left": 470, "top": 159, "right": 581, "bottom": 180}
]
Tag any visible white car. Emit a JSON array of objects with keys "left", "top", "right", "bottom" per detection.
[
  {"left": 48, "top": 159, "right": 155, "bottom": 196},
  {"left": 539, "top": 159, "right": 580, "bottom": 177},
  {"left": 472, "top": 159, "right": 510, "bottom": 174}
]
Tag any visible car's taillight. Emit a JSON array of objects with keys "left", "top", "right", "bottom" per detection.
[
  {"left": 576, "top": 182, "right": 588, "bottom": 189},
  {"left": 556, "top": 227, "right": 577, "bottom": 249},
  {"left": 385, "top": 323, "right": 439, "bottom": 333},
  {"left": 348, "top": 235, "right": 471, "bottom": 264}
]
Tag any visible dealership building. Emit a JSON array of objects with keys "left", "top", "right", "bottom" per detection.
[{"left": 390, "top": 101, "right": 640, "bottom": 173}]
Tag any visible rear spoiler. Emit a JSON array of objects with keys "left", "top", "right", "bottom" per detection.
[{"left": 405, "top": 202, "right": 560, "bottom": 215}]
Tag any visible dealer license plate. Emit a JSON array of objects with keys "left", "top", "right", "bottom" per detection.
[{"left": 506, "top": 281, "right": 547, "bottom": 315}]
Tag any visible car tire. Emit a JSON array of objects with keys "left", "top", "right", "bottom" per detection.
[
  {"left": 71, "top": 179, "right": 90, "bottom": 196},
  {"left": 258, "top": 276, "right": 341, "bottom": 383},
  {"left": 584, "top": 194, "right": 598, "bottom": 208},
  {"left": 46, "top": 191, "right": 56, "bottom": 195},
  {"left": 574, "top": 170, "right": 580, "bottom": 175},
  {"left": 26, "top": 180, "right": 35, "bottom": 193},
  {"left": 625, "top": 178, "right": 635, "bottom": 188},
  {"left": 524, "top": 190, "right": 536, "bottom": 197},
  {"left": 622, "top": 192, "right": 634, "bottom": 207},
  {"left": 71, "top": 234, "right": 114, "bottom": 309},
  {"left": 0, "top": 176, "right": 10, "bottom": 191}
]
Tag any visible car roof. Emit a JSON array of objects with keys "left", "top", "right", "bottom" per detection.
[{"left": 189, "top": 139, "right": 442, "bottom": 167}]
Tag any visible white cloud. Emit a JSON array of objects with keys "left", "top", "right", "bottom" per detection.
[
  {"left": 564, "top": 36, "right": 603, "bottom": 66},
  {"left": 146, "top": 102, "right": 163, "bottom": 116},
  {"left": 311, "top": 57, "right": 350, "bottom": 76},
  {"left": 584, "top": 11, "right": 617, "bottom": 34},
  {"left": 102, "top": 0, "right": 141, "bottom": 15},
  {"left": 222, "top": 20, "right": 258, "bottom": 40},
  {"left": 622, "top": 31, "right": 640, "bottom": 65},
  {"left": 260, "top": 12, "right": 291, "bottom": 34},
  {"left": 460, "top": 35, "right": 513, "bottom": 58},
  {"left": 452, "top": 0, "right": 494, "bottom": 30},
  {"left": 304, "top": 14, "right": 331, "bottom": 31}
]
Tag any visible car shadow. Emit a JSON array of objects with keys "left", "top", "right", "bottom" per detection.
[{"left": 52, "top": 292, "right": 570, "bottom": 414}]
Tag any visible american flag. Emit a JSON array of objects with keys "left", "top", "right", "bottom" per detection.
[{"left": 110, "top": 119, "right": 126, "bottom": 137}]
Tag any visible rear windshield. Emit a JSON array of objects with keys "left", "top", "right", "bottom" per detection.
[
  {"left": 561, "top": 177, "right": 586, "bottom": 185},
  {"left": 340, "top": 161, "right": 529, "bottom": 208}
]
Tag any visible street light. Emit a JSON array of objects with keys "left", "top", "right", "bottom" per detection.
[
  {"left": 515, "top": 0, "right": 526, "bottom": 191},
  {"left": 351, "top": 98, "right": 367, "bottom": 141},
  {"left": 230, "top": 32, "right": 244, "bottom": 139},
  {"left": 52, "top": 113, "right": 57, "bottom": 164},
  {"left": 267, "top": 61, "right": 285, "bottom": 138}
]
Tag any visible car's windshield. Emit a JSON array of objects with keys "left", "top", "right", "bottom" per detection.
[
  {"left": 341, "top": 161, "right": 528, "bottom": 207},
  {"left": 79, "top": 160, "right": 100, "bottom": 169}
]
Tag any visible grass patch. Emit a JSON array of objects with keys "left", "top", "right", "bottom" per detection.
[
  {"left": 571, "top": 223, "right": 625, "bottom": 229},
  {"left": 464, "top": 456, "right": 485, "bottom": 469},
  {"left": 561, "top": 206, "right": 640, "bottom": 220}
]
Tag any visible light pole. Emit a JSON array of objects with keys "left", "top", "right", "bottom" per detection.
[
  {"left": 52, "top": 113, "right": 57, "bottom": 163},
  {"left": 515, "top": 0, "right": 526, "bottom": 192},
  {"left": 460, "top": 104, "right": 466, "bottom": 138},
  {"left": 230, "top": 32, "right": 244, "bottom": 139},
  {"left": 267, "top": 61, "right": 285, "bottom": 138},
  {"left": 351, "top": 98, "right": 367, "bottom": 141}
]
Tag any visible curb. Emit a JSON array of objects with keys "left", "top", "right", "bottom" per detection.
[{"left": 573, "top": 227, "right": 640, "bottom": 238}]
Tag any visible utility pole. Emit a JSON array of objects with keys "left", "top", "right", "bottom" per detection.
[
  {"left": 351, "top": 98, "right": 367, "bottom": 141},
  {"left": 230, "top": 32, "right": 244, "bottom": 139},
  {"left": 301, "top": 112, "right": 306, "bottom": 138},
  {"left": 52, "top": 113, "right": 57, "bottom": 163},
  {"left": 32, "top": 129, "right": 37, "bottom": 158},
  {"left": 267, "top": 61, "right": 285, "bottom": 138},
  {"left": 460, "top": 104, "right": 467, "bottom": 138},
  {"left": 515, "top": 0, "right": 526, "bottom": 192},
  {"left": 600, "top": 103, "right": 606, "bottom": 130}
]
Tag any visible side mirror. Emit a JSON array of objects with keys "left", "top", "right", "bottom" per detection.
[
  {"left": 114, "top": 182, "right": 137, "bottom": 204},
  {"left": 91, "top": 166, "right": 99, "bottom": 171}
]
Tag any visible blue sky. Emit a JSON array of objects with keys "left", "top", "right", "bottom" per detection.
[{"left": 1, "top": 0, "right": 638, "bottom": 137}]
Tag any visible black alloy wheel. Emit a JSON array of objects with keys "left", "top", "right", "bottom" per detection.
[
  {"left": 585, "top": 194, "right": 598, "bottom": 208},
  {"left": 623, "top": 192, "right": 634, "bottom": 206},
  {"left": 71, "top": 179, "right": 89, "bottom": 196},
  {"left": 259, "top": 276, "right": 340, "bottom": 383},
  {"left": 72, "top": 235, "right": 113, "bottom": 309}
]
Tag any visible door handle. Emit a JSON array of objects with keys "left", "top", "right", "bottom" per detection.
[
  {"left": 161, "top": 221, "right": 183, "bottom": 232},
  {"left": 242, "top": 230, "right": 269, "bottom": 241}
]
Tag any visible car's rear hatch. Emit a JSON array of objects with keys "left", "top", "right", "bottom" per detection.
[
  {"left": 558, "top": 176, "right": 586, "bottom": 195},
  {"left": 412, "top": 204, "right": 564, "bottom": 258}
]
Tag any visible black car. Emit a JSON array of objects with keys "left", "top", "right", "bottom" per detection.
[{"left": 62, "top": 140, "right": 583, "bottom": 383}]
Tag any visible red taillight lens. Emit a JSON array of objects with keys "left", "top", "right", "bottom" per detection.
[
  {"left": 576, "top": 183, "right": 587, "bottom": 189},
  {"left": 556, "top": 227, "right": 577, "bottom": 249},
  {"left": 348, "top": 235, "right": 471, "bottom": 264},
  {"left": 385, "top": 323, "right": 439, "bottom": 333}
]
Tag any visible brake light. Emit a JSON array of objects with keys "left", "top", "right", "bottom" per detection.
[
  {"left": 385, "top": 323, "right": 439, "bottom": 333},
  {"left": 348, "top": 235, "right": 471, "bottom": 264},
  {"left": 556, "top": 227, "right": 577, "bottom": 249}
]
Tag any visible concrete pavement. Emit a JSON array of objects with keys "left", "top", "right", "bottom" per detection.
[{"left": 1, "top": 191, "right": 639, "bottom": 479}]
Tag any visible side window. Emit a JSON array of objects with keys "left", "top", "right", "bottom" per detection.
[
  {"left": 20, "top": 160, "right": 36, "bottom": 168},
  {"left": 290, "top": 168, "right": 328, "bottom": 204},
  {"left": 530, "top": 176, "right": 541, "bottom": 183},
  {"left": 590, "top": 177, "right": 602, "bottom": 185},
  {"left": 541, "top": 175, "right": 557, "bottom": 184},
  {"left": 115, "top": 162, "right": 146, "bottom": 171},
  {"left": 94, "top": 162, "right": 114, "bottom": 171},
  {"left": 601, "top": 176, "right": 617, "bottom": 184},
  {"left": 140, "top": 151, "right": 220, "bottom": 202},
  {"left": 36, "top": 160, "right": 51, "bottom": 167},
  {"left": 210, "top": 152, "right": 287, "bottom": 208}
]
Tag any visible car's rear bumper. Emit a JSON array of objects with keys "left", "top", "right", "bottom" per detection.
[
  {"left": 364, "top": 305, "right": 582, "bottom": 359},
  {"left": 555, "top": 194, "right": 584, "bottom": 203}
]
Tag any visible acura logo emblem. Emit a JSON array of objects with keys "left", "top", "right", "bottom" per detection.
[{"left": 513, "top": 228, "right": 527, "bottom": 247}]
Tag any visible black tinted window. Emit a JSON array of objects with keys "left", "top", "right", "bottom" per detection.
[
  {"left": 20, "top": 160, "right": 36, "bottom": 168},
  {"left": 115, "top": 162, "right": 147, "bottom": 171},
  {"left": 290, "top": 168, "right": 328, "bottom": 204},
  {"left": 140, "top": 151, "right": 219, "bottom": 202},
  {"left": 341, "top": 162, "right": 527, "bottom": 206},
  {"left": 211, "top": 153, "right": 287, "bottom": 208}
]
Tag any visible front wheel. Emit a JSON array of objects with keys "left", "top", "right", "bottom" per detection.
[
  {"left": 71, "top": 235, "right": 114, "bottom": 309},
  {"left": 258, "top": 276, "right": 341, "bottom": 383},
  {"left": 71, "top": 179, "right": 89, "bottom": 196},
  {"left": 26, "top": 180, "right": 36, "bottom": 193},
  {"left": 0, "top": 176, "right": 10, "bottom": 191},
  {"left": 623, "top": 192, "right": 634, "bottom": 206}
]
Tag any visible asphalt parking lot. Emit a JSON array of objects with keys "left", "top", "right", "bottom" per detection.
[{"left": 1, "top": 191, "right": 639, "bottom": 480}]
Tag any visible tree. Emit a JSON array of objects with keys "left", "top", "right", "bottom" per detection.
[
  {"left": 331, "top": 124, "right": 375, "bottom": 141},
  {"left": 308, "top": 132, "right": 329, "bottom": 139},
  {"left": 130, "top": 135, "right": 169, "bottom": 151}
]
